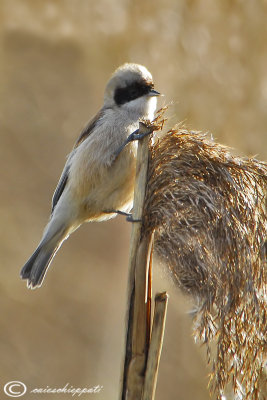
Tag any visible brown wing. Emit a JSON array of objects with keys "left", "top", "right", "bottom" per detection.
[
  {"left": 51, "top": 109, "right": 104, "bottom": 213},
  {"left": 74, "top": 109, "right": 104, "bottom": 148}
]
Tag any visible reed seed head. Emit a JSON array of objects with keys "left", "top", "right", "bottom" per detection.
[{"left": 143, "top": 124, "right": 267, "bottom": 399}]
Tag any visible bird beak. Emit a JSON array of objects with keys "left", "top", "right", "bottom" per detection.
[{"left": 148, "top": 89, "right": 162, "bottom": 97}]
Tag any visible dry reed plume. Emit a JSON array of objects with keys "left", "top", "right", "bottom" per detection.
[{"left": 143, "top": 124, "right": 267, "bottom": 399}]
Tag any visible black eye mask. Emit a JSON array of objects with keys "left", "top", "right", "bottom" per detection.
[{"left": 114, "top": 81, "right": 154, "bottom": 105}]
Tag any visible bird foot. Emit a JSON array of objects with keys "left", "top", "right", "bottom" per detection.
[
  {"left": 104, "top": 209, "right": 141, "bottom": 223},
  {"left": 114, "top": 121, "right": 155, "bottom": 159}
]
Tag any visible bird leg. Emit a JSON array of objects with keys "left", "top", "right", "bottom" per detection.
[
  {"left": 114, "top": 121, "right": 155, "bottom": 159},
  {"left": 104, "top": 209, "right": 141, "bottom": 223}
]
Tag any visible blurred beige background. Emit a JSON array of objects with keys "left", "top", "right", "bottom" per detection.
[{"left": 0, "top": 1, "right": 266, "bottom": 399}]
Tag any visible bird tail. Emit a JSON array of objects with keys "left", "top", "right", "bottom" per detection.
[{"left": 20, "top": 226, "right": 67, "bottom": 289}]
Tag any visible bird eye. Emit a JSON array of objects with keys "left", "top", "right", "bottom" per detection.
[{"left": 129, "top": 87, "right": 138, "bottom": 98}]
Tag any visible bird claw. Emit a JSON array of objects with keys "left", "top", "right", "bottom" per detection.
[
  {"left": 104, "top": 209, "right": 141, "bottom": 223},
  {"left": 114, "top": 122, "right": 155, "bottom": 159},
  {"left": 127, "top": 126, "right": 154, "bottom": 143},
  {"left": 126, "top": 214, "right": 142, "bottom": 223}
]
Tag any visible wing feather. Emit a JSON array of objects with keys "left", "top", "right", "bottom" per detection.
[
  {"left": 51, "top": 163, "right": 70, "bottom": 213},
  {"left": 74, "top": 109, "right": 104, "bottom": 148},
  {"left": 51, "top": 109, "right": 104, "bottom": 213}
]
